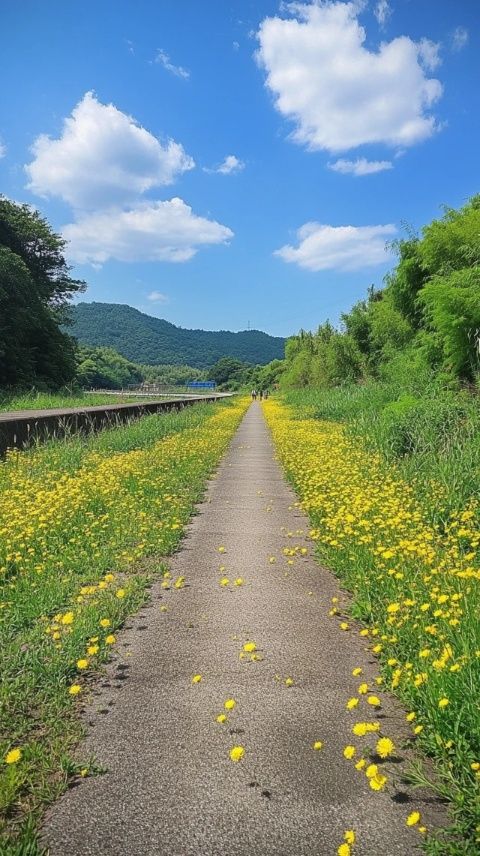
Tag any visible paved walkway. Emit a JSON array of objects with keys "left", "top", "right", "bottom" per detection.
[{"left": 42, "top": 403, "right": 442, "bottom": 855}]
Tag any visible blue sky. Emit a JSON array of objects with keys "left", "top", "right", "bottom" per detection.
[{"left": 0, "top": 1, "right": 478, "bottom": 337}]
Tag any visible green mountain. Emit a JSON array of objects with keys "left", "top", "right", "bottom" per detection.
[{"left": 67, "top": 303, "right": 286, "bottom": 368}]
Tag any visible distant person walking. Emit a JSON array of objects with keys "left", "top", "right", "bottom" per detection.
[{"left": 251, "top": 389, "right": 257, "bottom": 400}]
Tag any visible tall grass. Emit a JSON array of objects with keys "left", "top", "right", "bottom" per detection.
[{"left": 0, "top": 390, "right": 150, "bottom": 412}]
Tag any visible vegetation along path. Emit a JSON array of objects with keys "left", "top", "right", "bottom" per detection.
[{"left": 42, "top": 403, "right": 443, "bottom": 855}]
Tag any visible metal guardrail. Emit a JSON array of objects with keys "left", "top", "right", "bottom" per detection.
[{"left": 0, "top": 394, "right": 231, "bottom": 457}]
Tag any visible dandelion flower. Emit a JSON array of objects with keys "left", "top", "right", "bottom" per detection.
[
  {"left": 352, "top": 667, "right": 362, "bottom": 677},
  {"left": 343, "top": 745, "right": 356, "bottom": 760},
  {"left": 376, "top": 737, "right": 395, "bottom": 758},
  {"left": 216, "top": 714, "right": 227, "bottom": 724},
  {"left": 116, "top": 588, "right": 126, "bottom": 599},
  {"left": 340, "top": 622, "right": 349, "bottom": 631},
  {"left": 192, "top": 674, "right": 202, "bottom": 684},
  {"left": 100, "top": 618, "right": 111, "bottom": 628},
  {"left": 313, "top": 741, "right": 323, "bottom": 751},
  {"left": 438, "top": 697, "right": 449, "bottom": 709},
  {"left": 285, "top": 677, "right": 294, "bottom": 687},
  {"left": 367, "top": 695, "right": 381, "bottom": 707},
  {"left": 243, "top": 642, "right": 257, "bottom": 653},
  {"left": 224, "top": 698, "right": 236, "bottom": 710},
  {"left": 337, "top": 845, "right": 350, "bottom": 856},
  {"left": 406, "top": 811, "right": 421, "bottom": 826},
  {"left": 346, "top": 697, "right": 359, "bottom": 710},
  {"left": 234, "top": 578, "right": 244, "bottom": 586},
  {"left": 105, "top": 634, "right": 116, "bottom": 645},
  {"left": 76, "top": 659, "right": 89, "bottom": 670},
  {"left": 218, "top": 546, "right": 226, "bottom": 553},
  {"left": 4, "top": 748, "right": 22, "bottom": 764},
  {"left": 344, "top": 830, "right": 355, "bottom": 845},
  {"left": 229, "top": 745, "right": 244, "bottom": 762},
  {"left": 369, "top": 772, "right": 387, "bottom": 791},
  {"left": 69, "top": 684, "right": 82, "bottom": 695},
  {"left": 358, "top": 683, "right": 368, "bottom": 694},
  {"left": 220, "top": 577, "right": 230, "bottom": 587}
]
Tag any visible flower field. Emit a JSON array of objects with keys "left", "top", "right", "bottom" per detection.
[
  {"left": 263, "top": 398, "right": 480, "bottom": 853},
  {"left": 0, "top": 397, "right": 248, "bottom": 851}
]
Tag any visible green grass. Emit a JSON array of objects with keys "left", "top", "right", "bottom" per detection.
[
  {"left": 0, "top": 397, "right": 247, "bottom": 853},
  {"left": 0, "top": 390, "right": 156, "bottom": 412}
]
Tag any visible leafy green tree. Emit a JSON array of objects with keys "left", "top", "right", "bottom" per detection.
[
  {"left": 0, "top": 197, "right": 85, "bottom": 388},
  {"left": 420, "top": 268, "right": 480, "bottom": 381}
]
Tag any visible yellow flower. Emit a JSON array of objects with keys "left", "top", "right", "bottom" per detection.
[
  {"left": 344, "top": 830, "right": 355, "bottom": 845},
  {"left": 192, "top": 674, "right": 202, "bottom": 684},
  {"left": 438, "top": 697, "right": 449, "bottom": 709},
  {"left": 87, "top": 645, "right": 99, "bottom": 655},
  {"left": 105, "top": 634, "right": 116, "bottom": 645},
  {"left": 337, "top": 845, "right": 350, "bottom": 856},
  {"left": 285, "top": 677, "right": 294, "bottom": 687},
  {"left": 76, "top": 659, "right": 89, "bottom": 670},
  {"left": 243, "top": 642, "right": 257, "bottom": 653},
  {"left": 174, "top": 576, "right": 185, "bottom": 589},
  {"left": 224, "top": 698, "right": 236, "bottom": 710},
  {"left": 367, "top": 695, "right": 381, "bottom": 707},
  {"left": 234, "top": 578, "right": 244, "bottom": 586},
  {"left": 340, "top": 622, "right": 349, "bottom": 631},
  {"left": 216, "top": 714, "right": 227, "bottom": 724},
  {"left": 352, "top": 667, "right": 362, "bottom": 676},
  {"left": 352, "top": 722, "right": 367, "bottom": 737},
  {"left": 100, "top": 618, "right": 111, "bottom": 628},
  {"left": 220, "top": 577, "right": 230, "bottom": 587},
  {"left": 4, "top": 748, "right": 22, "bottom": 764},
  {"left": 406, "top": 811, "right": 421, "bottom": 826},
  {"left": 61, "top": 611, "right": 74, "bottom": 625},
  {"left": 229, "top": 745, "right": 244, "bottom": 762},
  {"left": 369, "top": 772, "right": 387, "bottom": 791},
  {"left": 116, "top": 588, "right": 126, "bottom": 599},
  {"left": 69, "top": 684, "right": 82, "bottom": 695},
  {"left": 376, "top": 737, "right": 395, "bottom": 758},
  {"left": 358, "top": 683, "right": 369, "bottom": 694},
  {"left": 313, "top": 741, "right": 323, "bottom": 750},
  {"left": 355, "top": 758, "right": 366, "bottom": 771},
  {"left": 218, "top": 546, "right": 226, "bottom": 553},
  {"left": 343, "top": 745, "right": 356, "bottom": 759},
  {"left": 365, "top": 764, "right": 378, "bottom": 778}
]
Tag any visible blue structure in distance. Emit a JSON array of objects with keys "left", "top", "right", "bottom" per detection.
[{"left": 187, "top": 381, "right": 216, "bottom": 389}]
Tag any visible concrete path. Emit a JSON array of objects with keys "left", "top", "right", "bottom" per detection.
[{"left": 42, "top": 403, "right": 442, "bottom": 855}]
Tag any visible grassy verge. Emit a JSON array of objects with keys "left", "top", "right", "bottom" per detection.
[
  {"left": 263, "top": 395, "right": 479, "bottom": 854},
  {"left": 0, "top": 397, "right": 249, "bottom": 853},
  {"left": 0, "top": 390, "right": 160, "bottom": 412}
]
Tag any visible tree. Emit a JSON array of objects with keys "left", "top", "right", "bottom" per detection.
[{"left": 0, "top": 197, "right": 85, "bottom": 388}]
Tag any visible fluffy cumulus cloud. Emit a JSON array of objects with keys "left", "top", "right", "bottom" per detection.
[
  {"left": 256, "top": 1, "right": 443, "bottom": 153},
  {"left": 204, "top": 154, "right": 245, "bottom": 175},
  {"left": 25, "top": 92, "right": 195, "bottom": 209},
  {"left": 147, "top": 291, "right": 169, "bottom": 303},
  {"left": 329, "top": 157, "right": 392, "bottom": 175},
  {"left": 25, "top": 93, "right": 233, "bottom": 265},
  {"left": 63, "top": 198, "right": 233, "bottom": 265},
  {"left": 275, "top": 221, "right": 396, "bottom": 271}
]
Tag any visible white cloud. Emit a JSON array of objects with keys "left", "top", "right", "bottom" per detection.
[
  {"left": 0, "top": 139, "right": 6, "bottom": 158},
  {"left": 275, "top": 221, "right": 396, "bottom": 271},
  {"left": 205, "top": 154, "right": 245, "bottom": 175},
  {"left": 147, "top": 290, "right": 169, "bottom": 303},
  {"left": 256, "top": 1, "right": 443, "bottom": 153},
  {"left": 329, "top": 157, "right": 393, "bottom": 175},
  {"left": 451, "top": 26, "right": 468, "bottom": 52},
  {"left": 154, "top": 49, "right": 190, "bottom": 79},
  {"left": 25, "top": 92, "right": 194, "bottom": 209},
  {"left": 233, "top": 41, "right": 240, "bottom": 51},
  {"left": 417, "top": 38, "right": 441, "bottom": 71},
  {"left": 63, "top": 198, "right": 233, "bottom": 265},
  {"left": 374, "top": 0, "right": 391, "bottom": 27}
]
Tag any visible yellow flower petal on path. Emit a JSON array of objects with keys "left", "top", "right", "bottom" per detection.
[
  {"left": 243, "top": 641, "right": 257, "bottom": 653},
  {"left": 285, "top": 677, "right": 294, "bottom": 687},
  {"left": 220, "top": 577, "right": 230, "bottom": 587},
  {"left": 313, "top": 741, "right": 323, "bottom": 750},
  {"left": 406, "top": 811, "right": 421, "bottom": 826},
  {"left": 192, "top": 674, "right": 202, "bottom": 684},
  {"left": 343, "top": 745, "right": 356, "bottom": 759},
  {"left": 216, "top": 714, "right": 227, "bottom": 724},
  {"left": 229, "top": 745, "right": 244, "bottom": 762},
  {"left": 344, "top": 831, "right": 355, "bottom": 845}
]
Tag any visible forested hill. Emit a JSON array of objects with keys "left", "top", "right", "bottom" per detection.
[{"left": 67, "top": 303, "right": 285, "bottom": 368}]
